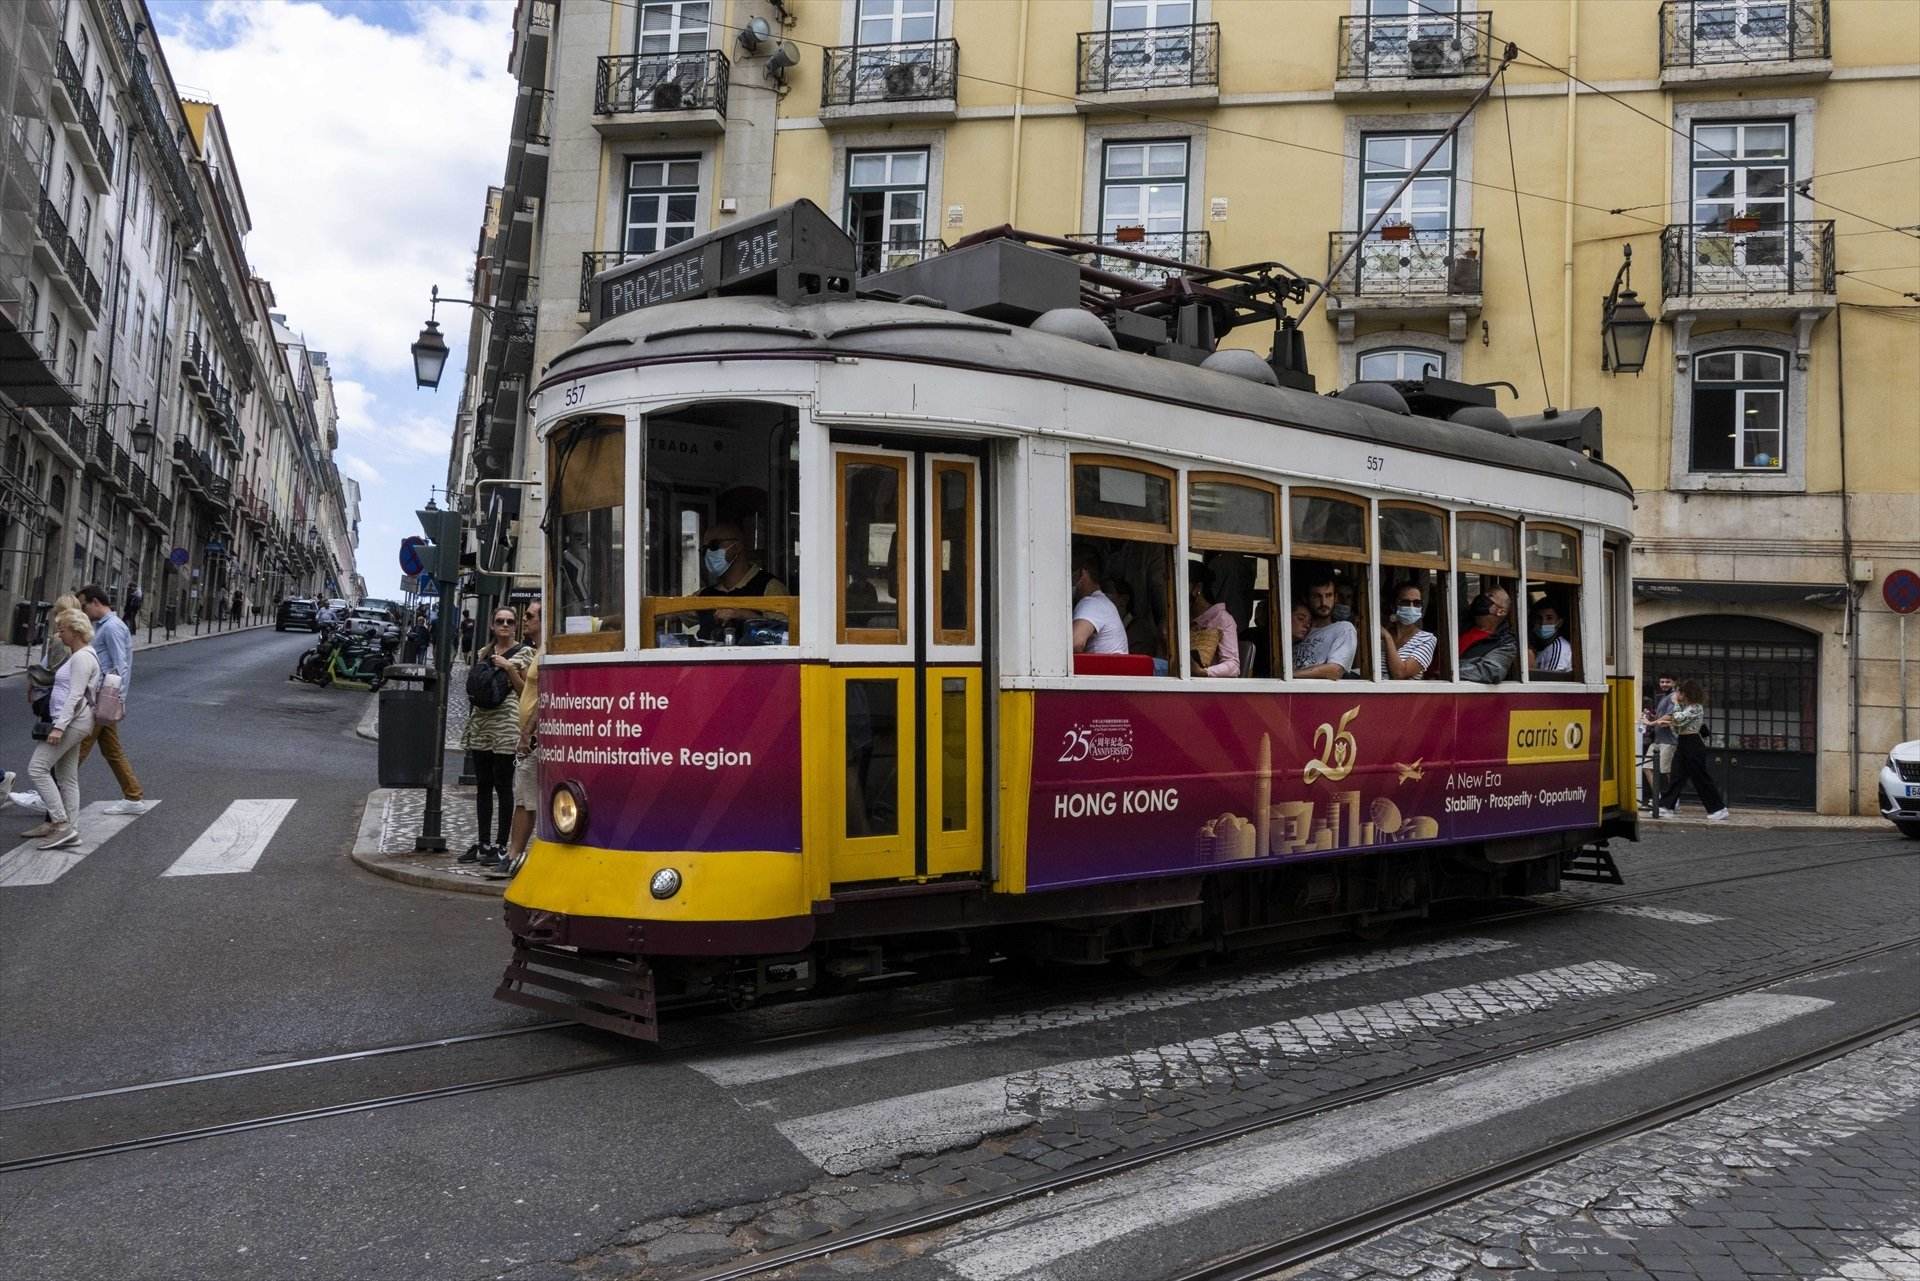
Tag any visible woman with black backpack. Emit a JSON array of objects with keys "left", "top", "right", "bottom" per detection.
[{"left": 460, "top": 607, "right": 534, "bottom": 866}]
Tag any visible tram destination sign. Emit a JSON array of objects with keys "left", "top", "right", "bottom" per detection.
[{"left": 590, "top": 199, "right": 856, "bottom": 328}]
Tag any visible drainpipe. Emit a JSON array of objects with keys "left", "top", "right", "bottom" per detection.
[
  {"left": 1557, "top": 0, "right": 1579, "bottom": 407},
  {"left": 1005, "top": 0, "right": 1031, "bottom": 223},
  {"left": 1836, "top": 304, "right": 1859, "bottom": 816}
]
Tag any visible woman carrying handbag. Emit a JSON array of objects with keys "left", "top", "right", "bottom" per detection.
[{"left": 22, "top": 608, "right": 103, "bottom": 850}]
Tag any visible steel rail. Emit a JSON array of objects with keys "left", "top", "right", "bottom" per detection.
[{"left": 685, "top": 936, "right": 1920, "bottom": 1281}]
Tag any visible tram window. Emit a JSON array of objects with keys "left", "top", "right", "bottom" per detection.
[
  {"left": 1456, "top": 515, "right": 1518, "bottom": 684},
  {"left": 838, "top": 453, "right": 907, "bottom": 645},
  {"left": 845, "top": 678, "right": 899, "bottom": 837},
  {"left": 1289, "top": 489, "right": 1370, "bottom": 680},
  {"left": 1072, "top": 456, "right": 1177, "bottom": 672},
  {"left": 1524, "top": 524, "right": 1583, "bottom": 681},
  {"left": 642, "top": 402, "right": 799, "bottom": 649},
  {"left": 1190, "top": 475, "right": 1280, "bottom": 677},
  {"left": 1378, "top": 502, "right": 1450, "bottom": 681},
  {"left": 547, "top": 418, "right": 625, "bottom": 654},
  {"left": 932, "top": 461, "right": 974, "bottom": 647}
]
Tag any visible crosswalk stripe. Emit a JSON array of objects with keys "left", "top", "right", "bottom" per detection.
[
  {"left": 0, "top": 801, "right": 156, "bottom": 887},
  {"left": 162, "top": 799, "right": 298, "bottom": 877},
  {"left": 776, "top": 959, "right": 1661, "bottom": 1176},
  {"left": 1591, "top": 904, "right": 1727, "bottom": 925},
  {"left": 930, "top": 992, "right": 1834, "bottom": 1281},
  {"left": 693, "top": 937, "right": 1518, "bottom": 1088}
]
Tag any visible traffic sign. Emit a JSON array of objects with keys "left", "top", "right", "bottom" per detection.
[
  {"left": 169, "top": 546, "right": 189, "bottom": 568},
  {"left": 400, "top": 536, "right": 427, "bottom": 577},
  {"left": 418, "top": 572, "right": 439, "bottom": 598},
  {"left": 1884, "top": 568, "right": 1920, "bottom": 616}
]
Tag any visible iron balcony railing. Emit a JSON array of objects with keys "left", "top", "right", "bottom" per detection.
[
  {"left": 65, "top": 238, "right": 103, "bottom": 316},
  {"left": 527, "top": 0, "right": 554, "bottom": 30},
  {"left": 1326, "top": 227, "right": 1485, "bottom": 298},
  {"left": 595, "top": 50, "right": 729, "bottom": 117},
  {"left": 1066, "top": 230, "right": 1212, "bottom": 284},
  {"left": 580, "top": 250, "right": 630, "bottom": 311},
  {"left": 35, "top": 190, "right": 71, "bottom": 259},
  {"left": 55, "top": 43, "right": 117, "bottom": 178},
  {"left": 823, "top": 38, "right": 959, "bottom": 108},
  {"left": 854, "top": 238, "right": 949, "bottom": 276},
  {"left": 1337, "top": 11, "right": 1493, "bottom": 80},
  {"left": 1659, "top": 0, "right": 1829, "bottom": 68},
  {"left": 520, "top": 88, "right": 554, "bottom": 146},
  {"left": 1660, "top": 219, "right": 1834, "bottom": 298},
  {"left": 37, "top": 191, "right": 104, "bottom": 317},
  {"left": 1077, "top": 23, "right": 1220, "bottom": 94}
]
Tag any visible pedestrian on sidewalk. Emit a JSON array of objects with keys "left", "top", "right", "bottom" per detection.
[
  {"left": 123, "top": 582, "right": 144, "bottom": 634},
  {"left": 460, "top": 607, "right": 533, "bottom": 865},
  {"left": 459, "top": 609, "right": 474, "bottom": 659},
  {"left": 496, "top": 600, "right": 543, "bottom": 876},
  {"left": 1654, "top": 679, "right": 1729, "bottom": 821},
  {"left": 1640, "top": 672, "right": 1678, "bottom": 810},
  {"left": 19, "top": 608, "right": 101, "bottom": 850},
  {"left": 76, "top": 585, "right": 144, "bottom": 813}
]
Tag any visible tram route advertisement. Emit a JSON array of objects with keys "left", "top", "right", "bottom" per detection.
[
  {"left": 534, "top": 663, "right": 801, "bottom": 852},
  {"left": 1026, "top": 691, "right": 1603, "bottom": 891}
]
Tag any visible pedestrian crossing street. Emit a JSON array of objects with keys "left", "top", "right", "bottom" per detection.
[{"left": 0, "top": 798, "right": 298, "bottom": 887}]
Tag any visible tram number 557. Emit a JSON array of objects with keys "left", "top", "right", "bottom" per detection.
[
  {"left": 1366, "top": 455, "right": 1385, "bottom": 472},
  {"left": 562, "top": 382, "right": 586, "bottom": 408}
]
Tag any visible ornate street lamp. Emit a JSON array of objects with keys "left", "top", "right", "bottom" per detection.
[
  {"left": 411, "top": 317, "right": 450, "bottom": 390},
  {"left": 1601, "top": 246, "right": 1656, "bottom": 375}
]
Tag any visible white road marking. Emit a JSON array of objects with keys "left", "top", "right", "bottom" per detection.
[
  {"left": 777, "top": 960, "right": 1659, "bottom": 1175},
  {"left": 1591, "top": 904, "right": 1727, "bottom": 925},
  {"left": 694, "top": 937, "right": 1518, "bottom": 1087},
  {"left": 162, "top": 799, "right": 298, "bottom": 876},
  {"left": 932, "top": 992, "right": 1833, "bottom": 1281},
  {"left": 0, "top": 800, "right": 156, "bottom": 887}
]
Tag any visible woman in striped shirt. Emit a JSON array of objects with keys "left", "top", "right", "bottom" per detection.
[{"left": 1381, "top": 581, "right": 1438, "bottom": 679}]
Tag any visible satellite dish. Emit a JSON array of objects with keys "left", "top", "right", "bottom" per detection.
[
  {"left": 738, "top": 16, "right": 771, "bottom": 52},
  {"left": 766, "top": 41, "right": 800, "bottom": 75}
]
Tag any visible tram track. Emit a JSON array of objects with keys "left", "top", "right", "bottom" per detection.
[
  {"left": 685, "top": 934, "right": 1920, "bottom": 1281},
  {"left": 0, "top": 839, "right": 1906, "bottom": 1176}
]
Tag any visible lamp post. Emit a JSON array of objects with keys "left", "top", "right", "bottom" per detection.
[
  {"left": 1601, "top": 246, "right": 1657, "bottom": 375},
  {"left": 412, "top": 285, "right": 530, "bottom": 391},
  {"left": 127, "top": 413, "right": 167, "bottom": 644}
]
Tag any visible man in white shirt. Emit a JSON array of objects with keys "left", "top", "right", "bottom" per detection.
[
  {"left": 1292, "top": 574, "right": 1357, "bottom": 678},
  {"left": 1070, "top": 545, "right": 1128, "bottom": 655}
]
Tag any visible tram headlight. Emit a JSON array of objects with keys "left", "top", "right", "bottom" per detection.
[
  {"left": 649, "top": 868, "right": 682, "bottom": 900},
  {"left": 550, "top": 781, "right": 587, "bottom": 842}
]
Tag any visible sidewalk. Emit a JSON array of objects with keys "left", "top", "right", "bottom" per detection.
[
  {"left": 1638, "top": 806, "right": 1887, "bottom": 831},
  {"left": 0, "top": 619, "right": 277, "bottom": 678},
  {"left": 351, "top": 785, "right": 506, "bottom": 897}
]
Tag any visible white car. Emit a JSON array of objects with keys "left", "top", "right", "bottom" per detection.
[{"left": 1880, "top": 740, "right": 1920, "bottom": 839}]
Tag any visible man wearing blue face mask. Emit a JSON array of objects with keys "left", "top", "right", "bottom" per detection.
[
  {"left": 697, "top": 522, "right": 789, "bottom": 639},
  {"left": 1528, "top": 600, "right": 1573, "bottom": 675},
  {"left": 1381, "top": 580, "right": 1437, "bottom": 679}
]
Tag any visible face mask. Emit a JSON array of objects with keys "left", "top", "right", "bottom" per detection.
[
  {"left": 1331, "top": 604, "right": 1353, "bottom": 623},
  {"left": 1535, "top": 624, "right": 1558, "bottom": 641},
  {"left": 703, "top": 548, "right": 731, "bottom": 578},
  {"left": 1394, "top": 605, "right": 1423, "bottom": 626}
]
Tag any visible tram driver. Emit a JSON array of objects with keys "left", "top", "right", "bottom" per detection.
[
  {"left": 1070, "top": 543, "right": 1129, "bottom": 656},
  {"left": 696, "top": 521, "right": 790, "bottom": 642}
]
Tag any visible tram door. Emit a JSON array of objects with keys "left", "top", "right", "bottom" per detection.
[{"left": 827, "top": 443, "right": 986, "bottom": 885}]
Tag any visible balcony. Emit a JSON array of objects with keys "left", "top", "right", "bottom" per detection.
[
  {"left": 38, "top": 407, "right": 90, "bottom": 466},
  {"left": 55, "top": 44, "right": 116, "bottom": 185},
  {"left": 1075, "top": 24, "right": 1220, "bottom": 110},
  {"left": 507, "top": 87, "right": 553, "bottom": 198},
  {"left": 1659, "top": 0, "right": 1830, "bottom": 86},
  {"left": 182, "top": 337, "right": 208, "bottom": 392},
  {"left": 854, "top": 238, "right": 949, "bottom": 277},
  {"left": 1659, "top": 220, "right": 1835, "bottom": 321},
  {"left": 1065, "top": 230, "right": 1212, "bottom": 285},
  {"left": 514, "top": 0, "right": 554, "bottom": 89},
  {"left": 112, "top": 443, "right": 134, "bottom": 496},
  {"left": 579, "top": 251, "right": 628, "bottom": 313},
  {"left": 35, "top": 193, "right": 104, "bottom": 325},
  {"left": 493, "top": 302, "right": 538, "bottom": 377},
  {"left": 172, "top": 435, "right": 212, "bottom": 496},
  {"left": 1322, "top": 228, "right": 1484, "bottom": 335},
  {"left": 821, "top": 39, "right": 959, "bottom": 125},
  {"left": 593, "top": 51, "right": 728, "bottom": 137},
  {"left": 1334, "top": 11, "right": 1493, "bottom": 97},
  {"left": 208, "top": 475, "right": 233, "bottom": 510}
]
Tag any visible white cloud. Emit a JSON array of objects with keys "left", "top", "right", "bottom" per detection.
[
  {"left": 338, "top": 452, "right": 385, "bottom": 486},
  {"left": 333, "top": 377, "right": 456, "bottom": 458}
]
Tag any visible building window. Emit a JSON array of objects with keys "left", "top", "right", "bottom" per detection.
[
  {"left": 46, "top": 313, "right": 62, "bottom": 365},
  {"left": 1357, "top": 347, "right": 1444, "bottom": 381},
  {"left": 622, "top": 156, "right": 699, "bottom": 257},
  {"left": 1691, "top": 348, "right": 1786, "bottom": 472},
  {"left": 1689, "top": 119, "right": 1791, "bottom": 288},
  {"left": 1362, "top": 132, "right": 1454, "bottom": 233},
  {"left": 857, "top": 0, "right": 938, "bottom": 46},
  {"left": 637, "top": 1, "right": 708, "bottom": 54},
  {"left": 1100, "top": 139, "right": 1188, "bottom": 244},
  {"left": 23, "top": 282, "right": 39, "bottom": 338},
  {"left": 845, "top": 149, "right": 929, "bottom": 274}
]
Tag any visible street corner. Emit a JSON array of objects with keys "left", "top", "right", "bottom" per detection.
[{"left": 351, "top": 786, "right": 507, "bottom": 898}]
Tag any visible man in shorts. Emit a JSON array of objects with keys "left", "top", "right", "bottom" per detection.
[{"left": 497, "top": 600, "right": 543, "bottom": 876}]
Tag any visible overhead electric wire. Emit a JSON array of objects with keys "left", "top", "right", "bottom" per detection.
[{"left": 1497, "top": 69, "right": 1553, "bottom": 407}]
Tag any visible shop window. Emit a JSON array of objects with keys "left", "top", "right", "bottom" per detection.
[
  {"left": 547, "top": 417, "right": 625, "bottom": 653},
  {"left": 1524, "top": 523, "right": 1582, "bottom": 680},
  {"left": 1378, "top": 501, "right": 1450, "bottom": 680},
  {"left": 1072, "top": 455, "right": 1176, "bottom": 671},
  {"left": 1188, "top": 474, "right": 1280, "bottom": 678},
  {"left": 642, "top": 401, "right": 799, "bottom": 648},
  {"left": 1289, "top": 488, "right": 1370, "bottom": 680}
]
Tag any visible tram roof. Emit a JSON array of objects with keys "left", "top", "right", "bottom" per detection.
[{"left": 543, "top": 296, "right": 1634, "bottom": 502}]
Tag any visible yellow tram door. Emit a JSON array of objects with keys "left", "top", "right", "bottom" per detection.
[{"left": 827, "top": 445, "right": 986, "bottom": 886}]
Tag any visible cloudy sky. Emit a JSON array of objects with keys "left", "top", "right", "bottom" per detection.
[{"left": 150, "top": 0, "right": 519, "bottom": 597}]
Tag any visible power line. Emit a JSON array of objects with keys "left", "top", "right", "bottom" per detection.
[{"left": 1497, "top": 70, "right": 1552, "bottom": 408}]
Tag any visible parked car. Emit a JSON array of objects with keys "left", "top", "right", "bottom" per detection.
[
  {"left": 360, "top": 597, "right": 405, "bottom": 626},
  {"left": 1877, "top": 740, "right": 1920, "bottom": 839},
  {"left": 276, "top": 597, "right": 319, "bottom": 632},
  {"left": 345, "top": 605, "right": 401, "bottom": 648}
]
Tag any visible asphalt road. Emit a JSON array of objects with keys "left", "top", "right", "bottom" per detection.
[{"left": 0, "top": 637, "right": 1913, "bottom": 1281}]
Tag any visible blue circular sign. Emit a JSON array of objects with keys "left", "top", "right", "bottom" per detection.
[
  {"left": 168, "top": 546, "right": 189, "bottom": 568},
  {"left": 1884, "top": 568, "right": 1920, "bottom": 616},
  {"left": 399, "top": 536, "right": 426, "bottom": 576}
]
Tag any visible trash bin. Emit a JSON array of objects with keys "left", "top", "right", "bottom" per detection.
[
  {"left": 378, "top": 664, "right": 440, "bottom": 789},
  {"left": 10, "top": 600, "right": 48, "bottom": 648}
]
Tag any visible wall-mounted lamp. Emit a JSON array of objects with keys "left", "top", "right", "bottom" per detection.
[{"left": 1601, "top": 245, "right": 1656, "bottom": 375}]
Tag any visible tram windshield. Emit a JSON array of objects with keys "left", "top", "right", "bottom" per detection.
[{"left": 642, "top": 401, "right": 800, "bottom": 648}]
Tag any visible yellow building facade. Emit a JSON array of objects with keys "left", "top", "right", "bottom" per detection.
[{"left": 463, "top": 0, "right": 1918, "bottom": 815}]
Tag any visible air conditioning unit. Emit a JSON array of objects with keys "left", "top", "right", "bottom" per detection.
[
  {"left": 1407, "top": 35, "right": 1459, "bottom": 77},
  {"left": 883, "top": 60, "right": 932, "bottom": 100}
]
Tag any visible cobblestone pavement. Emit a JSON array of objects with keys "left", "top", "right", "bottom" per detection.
[
  {"left": 512, "top": 834, "right": 1917, "bottom": 1281},
  {"left": 1290, "top": 1030, "right": 1920, "bottom": 1281}
]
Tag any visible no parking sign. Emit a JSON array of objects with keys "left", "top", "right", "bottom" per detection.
[{"left": 1884, "top": 569, "right": 1920, "bottom": 616}]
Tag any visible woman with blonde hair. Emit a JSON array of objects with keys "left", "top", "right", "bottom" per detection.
[{"left": 24, "top": 608, "right": 101, "bottom": 849}]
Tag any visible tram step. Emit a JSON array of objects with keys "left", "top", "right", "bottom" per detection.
[
  {"left": 1560, "top": 844, "right": 1625, "bottom": 886},
  {"left": 494, "top": 940, "right": 659, "bottom": 1041}
]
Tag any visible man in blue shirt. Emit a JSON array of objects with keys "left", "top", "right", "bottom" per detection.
[{"left": 78, "top": 584, "right": 145, "bottom": 812}]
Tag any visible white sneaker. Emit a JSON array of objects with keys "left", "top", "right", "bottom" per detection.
[
  {"left": 0, "top": 772, "right": 13, "bottom": 806},
  {"left": 1707, "top": 809, "right": 1731, "bottom": 822},
  {"left": 37, "top": 825, "right": 79, "bottom": 850},
  {"left": 105, "top": 800, "right": 151, "bottom": 815},
  {"left": 10, "top": 791, "right": 43, "bottom": 810}
]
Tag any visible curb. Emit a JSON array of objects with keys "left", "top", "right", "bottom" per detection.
[
  {"left": 355, "top": 700, "right": 378, "bottom": 741},
  {"left": 348, "top": 787, "right": 506, "bottom": 898},
  {"left": 1, "top": 621, "right": 277, "bottom": 680},
  {"left": 1641, "top": 812, "right": 1890, "bottom": 832}
]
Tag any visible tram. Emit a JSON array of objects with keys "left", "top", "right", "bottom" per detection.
[{"left": 496, "top": 201, "right": 1638, "bottom": 1040}]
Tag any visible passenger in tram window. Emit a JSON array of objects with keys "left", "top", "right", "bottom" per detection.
[
  {"left": 1070, "top": 543, "right": 1129, "bottom": 656},
  {"left": 1109, "top": 578, "right": 1162, "bottom": 661},
  {"left": 1291, "top": 570, "right": 1358, "bottom": 679},
  {"left": 1187, "top": 564, "right": 1241, "bottom": 678},
  {"left": 1380, "top": 579, "right": 1438, "bottom": 680},
  {"left": 1458, "top": 587, "right": 1519, "bottom": 684},
  {"left": 1528, "top": 598, "right": 1574, "bottom": 676}
]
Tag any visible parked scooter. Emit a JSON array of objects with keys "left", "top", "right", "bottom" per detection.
[{"left": 291, "top": 628, "right": 389, "bottom": 690}]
